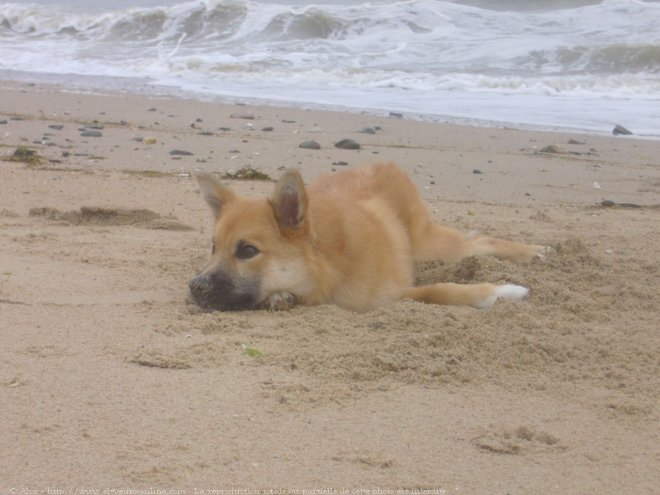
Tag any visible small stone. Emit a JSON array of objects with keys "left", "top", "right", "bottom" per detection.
[
  {"left": 473, "top": 169, "right": 483, "bottom": 175},
  {"left": 568, "top": 138, "right": 585, "bottom": 145},
  {"left": 170, "top": 149, "right": 194, "bottom": 156},
  {"left": 218, "top": 127, "right": 231, "bottom": 132},
  {"left": 539, "top": 144, "right": 562, "bottom": 154},
  {"left": 80, "top": 130, "right": 102, "bottom": 137},
  {"left": 299, "top": 140, "right": 321, "bottom": 150},
  {"left": 143, "top": 137, "right": 157, "bottom": 144},
  {"left": 197, "top": 131, "right": 214, "bottom": 136},
  {"left": 48, "top": 125, "right": 64, "bottom": 130},
  {"left": 148, "top": 107, "right": 157, "bottom": 112},
  {"left": 0, "top": 119, "right": 7, "bottom": 125},
  {"left": 262, "top": 126, "right": 274, "bottom": 132},
  {"left": 230, "top": 113, "right": 255, "bottom": 120},
  {"left": 612, "top": 124, "right": 632, "bottom": 136},
  {"left": 332, "top": 161, "right": 348, "bottom": 166},
  {"left": 389, "top": 112, "right": 403, "bottom": 119},
  {"left": 358, "top": 126, "right": 381, "bottom": 134},
  {"left": 334, "top": 139, "right": 361, "bottom": 150}
]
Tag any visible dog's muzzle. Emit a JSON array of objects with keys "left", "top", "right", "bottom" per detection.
[{"left": 188, "top": 272, "right": 258, "bottom": 311}]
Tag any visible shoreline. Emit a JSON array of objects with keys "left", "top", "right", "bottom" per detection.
[
  {"left": 1, "top": 78, "right": 659, "bottom": 209},
  {"left": 2, "top": 69, "right": 657, "bottom": 139}
]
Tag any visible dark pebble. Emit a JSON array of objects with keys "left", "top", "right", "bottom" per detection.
[
  {"left": 335, "top": 139, "right": 361, "bottom": 150},
  {"left": 262, "top": 126, "right": 274, "bottom": 132},
  {"left": 0, "top": 119, "right": 7, "bottom": 125},
  {"left": 148, "top": 107, "right": 157, "bottom": 112},
  {"left": 230, "top": 113, "right": 255, "bottom": 120},
  {"left": 332, "top": 161, "right": 348, "bottom": 166},
  {"left": 612, "top": 124, "right": 633, "bottom": 136},
  {"left": 389, "top": 112, "right": 403, "bottom": 119},
  {"left": 48, "top": 125, "right": 64, "bottom": 130},
  {"left": 170, "top": 149, "right": 194, "bottom": 156},
  {"left": 218, "top": 127, "right": 231, "bottom": 132},
  {"left": 473, "top": 169, "right": 483, "bottom": 174},
  {"left": 568, "top": 138, "right": 586, "bottom": 145},
  {"left": 197, "top": 131, "right": 214, "bottom": 136},
  {"left": 299, "top": 140, "right": 321, "bottom": 150},
  {"left": 358, "top": 127, "right": 377, "bottom": 134},
  {"left": 80, "top": 131, "right": 103, "bottom": 137},
  {"left": 87, "top": 124, "right": 104, "bottom": 130},
  {"left": 196, "top": 118, "right": 203, "bottom": 123},
  {"left": 282, "top": 119, "right": 296, "bottom": 124}
]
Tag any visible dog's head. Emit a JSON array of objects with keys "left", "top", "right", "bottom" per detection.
[{"left": 188, "top": 169, "right": 314, "bottom": 311}]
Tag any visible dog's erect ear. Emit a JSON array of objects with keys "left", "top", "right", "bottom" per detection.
[
  {"left": 196, "top": 172, "right": 236, "bottom": 219},
  {"left": 269, "top": 169, "right": 308, "bottom": 233}
]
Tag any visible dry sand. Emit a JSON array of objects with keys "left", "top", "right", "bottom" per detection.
[{"left": 1, "top": 80, "right": 659, "bottom": 493}]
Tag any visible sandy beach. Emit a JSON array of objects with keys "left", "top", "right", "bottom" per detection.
[{"left": 1, "top": 79, "right": 659, "bottom": 492}]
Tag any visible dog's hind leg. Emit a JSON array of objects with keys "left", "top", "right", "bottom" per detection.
[
  {"left": 402, "top": 282, "right": 529, "bottom": 308},
  {"left": 365, "top": 163, "right": 549, "bottom": 263},
  {"left": 412, "top": 223, "right": 550, "bottom": 263}
]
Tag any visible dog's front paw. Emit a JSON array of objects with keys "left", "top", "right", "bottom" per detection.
[{"left": 263, "top": 291, "right": 296, "bottom": 311}]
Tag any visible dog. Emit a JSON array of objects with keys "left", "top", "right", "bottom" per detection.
[{"left": 189, "top": 163, "right": 549, "bottom": 312}]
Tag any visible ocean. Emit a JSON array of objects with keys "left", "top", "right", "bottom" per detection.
[{"left": 1, "top": 0, "right": 659, "bottom": 135}]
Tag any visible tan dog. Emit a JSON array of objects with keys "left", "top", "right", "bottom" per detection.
[{"left": 189, "top": 163, "right": 548, "bottom": 312}]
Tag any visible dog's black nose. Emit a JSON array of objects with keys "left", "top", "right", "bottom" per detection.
[
  {"left": 188, "top": 274, "right": 213, "bottom": 303},
  {"left": 188, "top": 272, "right": 258, "bottom": 311},
  {"left": 189, "top": 274, "right": 227, "bottom": 310}
]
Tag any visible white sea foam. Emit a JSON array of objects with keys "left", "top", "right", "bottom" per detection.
[{"left": 1, "top": 0, "right": 659, "bottom": 134}]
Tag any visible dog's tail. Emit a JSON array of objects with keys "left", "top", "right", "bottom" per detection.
[{"left": 402, "top": 282, "right": 529, "bottom": 309}]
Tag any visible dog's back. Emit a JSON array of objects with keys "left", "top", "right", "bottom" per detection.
[{"left": 304, "top": 164, "right": 417, "bottom": 310}]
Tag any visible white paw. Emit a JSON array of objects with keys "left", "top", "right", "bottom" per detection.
[
  {"left": 262, "top": 291, "right": 296, "bottom": 311},
  {"left": 475, "top": 284, "right": 529, "bottom": 309}
]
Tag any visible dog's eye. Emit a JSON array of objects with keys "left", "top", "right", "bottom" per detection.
[{"left": 236, "top": 243, "right": 260, "bottom": 260}]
